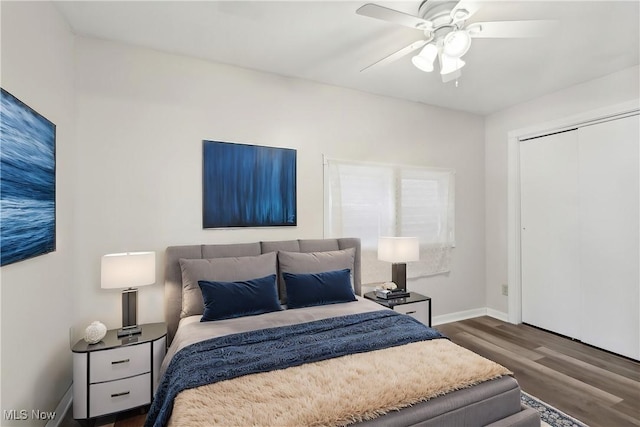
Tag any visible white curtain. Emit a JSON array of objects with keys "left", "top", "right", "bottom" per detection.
[{"left": 324, "top": 158, "right": 455, "bottom": 285}]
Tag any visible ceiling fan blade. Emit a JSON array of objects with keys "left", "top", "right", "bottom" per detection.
[
  {"left": 361, "top": 39, "right": 428, "bottom": 72},
  {"left": 356, "top": 4, "right": 433, "bottom": 31},
  {"left": 450, "top": 0, "right": 481, "bottom": 23},
  {"left": 467, "top": 20, "right": 557, "bottom": 38}
]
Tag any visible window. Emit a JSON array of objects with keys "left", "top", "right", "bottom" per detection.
[{"left": 324, "top": 158, "right": 455, "bottom": 284}]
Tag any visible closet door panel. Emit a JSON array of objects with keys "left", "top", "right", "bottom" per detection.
[
  {"left": 520, "top": 130, "right": 581, "bottom": 338},
  {"left": 578, "top": 115, "right": 640, "bottom": 360}
]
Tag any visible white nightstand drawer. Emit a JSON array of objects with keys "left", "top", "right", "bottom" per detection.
[
  {"left": 89, "top": 373, "right": 151, "bottom": 418},
  {"left": 90, "top": 344, "right": 150, "bottom": 383},
  {"left": 394, "top": 301, "right": 429, "bottom": 325}
]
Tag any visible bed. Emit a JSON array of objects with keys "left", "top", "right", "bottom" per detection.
[{"left": 147, "top": 238, "right": 540, "bottom": 427}]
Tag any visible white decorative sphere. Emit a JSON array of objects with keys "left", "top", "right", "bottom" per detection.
[
  {"left": 381, "top": 282, "right": 397, "bottom": 290},
  {"left": 84, "top": 321, "right": 107, "bottom": 344}
]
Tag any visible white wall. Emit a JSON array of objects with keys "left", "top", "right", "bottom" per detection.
[
  {"left": 72, "top": 37, "right": 485, "bottom": 336},
  {"left": 0, "top": 1, "right": 76, "bottom": 425},
  {"left": 485, "top": 65, "right": 640, "bottom": 314}
]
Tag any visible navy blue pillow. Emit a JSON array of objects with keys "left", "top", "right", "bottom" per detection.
[
  {"left": 283, "top": 269, "right": 356, "bottom": 309},
  {"left": 198, "top": 274, "right": 281, "bottom": 322}
]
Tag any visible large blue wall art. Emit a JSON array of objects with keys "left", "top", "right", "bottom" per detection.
[
  {"left": 202, "top": 140, "right": 297, "bottom": 228},
  {"left": 1, "top": 88, "right": 56, "bottom": 266}
]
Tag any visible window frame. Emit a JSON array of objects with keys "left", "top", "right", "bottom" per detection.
[{"left": 323, "top": 156, "right": 456, "bottom": 284}]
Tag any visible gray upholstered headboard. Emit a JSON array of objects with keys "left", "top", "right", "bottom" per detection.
[{"left": 164, "top": 238, "right": 361, "bottom": 344}]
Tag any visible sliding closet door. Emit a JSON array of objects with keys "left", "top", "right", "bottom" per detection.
[
  {"left": 520, "top": 130, "right": 581, "bottom": 338},
  {"left": 578, "top": 115, "right": 640, "bottom": 360}
]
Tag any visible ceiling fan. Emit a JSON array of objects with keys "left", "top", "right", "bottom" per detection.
[{"left": 357, "top": 0, "right": 555, "bottom": 83}]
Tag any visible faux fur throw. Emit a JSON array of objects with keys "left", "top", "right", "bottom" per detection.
[
  {"left": 168, "top": 339, "right": 511, "bottom": 427},
  {"left": 148, "top": 311, "right": 444, "bottom": 427}
]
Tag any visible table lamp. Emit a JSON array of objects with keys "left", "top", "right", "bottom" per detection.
[
  {"left": 378, "top": 237, "right": 419, "bottom": 292},
  {"left": 101, "top": 251, "right": 156, "bottom": 337}
]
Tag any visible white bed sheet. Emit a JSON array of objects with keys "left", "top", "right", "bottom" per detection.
[{"left": 161, "top": 296, "right": 388, "bottom": 375}]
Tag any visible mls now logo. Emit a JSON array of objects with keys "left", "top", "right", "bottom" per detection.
[{"left": 4, "top": 409, "right": 56, "bottom": 421}]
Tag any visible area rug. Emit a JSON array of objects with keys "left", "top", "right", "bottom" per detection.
[{"left": 521, "top": 391, "right": 589, "bottom": 427}]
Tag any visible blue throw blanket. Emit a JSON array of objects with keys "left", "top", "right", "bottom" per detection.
[{"left": 145, "top": 310, "right": 445, "bottom": 427}]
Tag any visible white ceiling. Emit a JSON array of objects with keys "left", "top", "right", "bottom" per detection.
[{"left": 54, "top": 1, "right": 640, "bottom": 115}]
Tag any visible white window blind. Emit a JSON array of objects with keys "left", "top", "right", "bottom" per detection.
[{"left": 324, "top": 158, "right": 455, "bottom": 284}]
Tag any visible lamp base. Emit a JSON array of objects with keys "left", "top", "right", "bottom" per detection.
[
  {"left": 391, "top": 263, "right": 408, "bottom": 291},
  {"left": 117, "top": 326, "right": 142, "bottom": 338},
  {"left": 122, "top": 288, "right": 138, "bottom": 328}
]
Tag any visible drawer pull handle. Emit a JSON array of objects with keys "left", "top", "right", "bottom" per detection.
[
  {"left": 111, "top": 391, "right": 130, "bottom": 398},
  {"left": 111, "top": 359, "right": 130, "bottom": 365},
  {"left": 406, "top": 311, "right": 417, "bottom": 315}
]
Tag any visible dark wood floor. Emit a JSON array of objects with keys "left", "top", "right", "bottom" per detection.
[
  {"left": 437, "top": 316, "right": 640, "bottom": 427},
  {"left": 68, "top": 316, "right": 640, "bottom": 427}
]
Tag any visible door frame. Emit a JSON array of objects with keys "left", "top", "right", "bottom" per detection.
[{"left": 506, "top": 99, "right": 639, "bottom": 324}]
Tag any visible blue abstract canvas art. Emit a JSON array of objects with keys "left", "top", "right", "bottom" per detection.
[
  {"left": 1, "top": 88, "right": 56, "bottom": 266},
  {"left": 203, "top": 141, "right": 296, "bottom": 228}
]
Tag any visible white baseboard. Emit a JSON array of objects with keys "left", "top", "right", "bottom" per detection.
[
  {"left": 433, "top": 308, "right": 488, "bottom": 326},
  {"left": 486, "top": 308, "right": 509, "bottom": 322},
  {"left": 433, "top": 307, "right": 511, "bottom": 326},
  {"left": 45, "top": 385, "right": 72, "bottom": 427}
]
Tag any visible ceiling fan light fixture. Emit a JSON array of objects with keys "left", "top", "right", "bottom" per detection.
[
  {"left": 439, "top": 54, "right": 465, "bottom": 75},
  {"left": 442, "top": 30, "right": 472, "bottom": 58},
  {"left": 411, "top": 43, "right": 438, "bottom": 72}
]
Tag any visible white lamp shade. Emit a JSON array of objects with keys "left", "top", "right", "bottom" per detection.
[
  {"left": 443, "top": 30, "right": 472, "bottom": 58},
  {"left": 378, "top": 237, "right": 419, "bottom": 263},
  {"left": 411, "top": 43, "right": 438, "bottom": 72},
  {"left": 101, "top": 251, "right": 156, "bottom": 289},
  {"left": 440, "top": 54, "right": 466, "bottom": 75}
]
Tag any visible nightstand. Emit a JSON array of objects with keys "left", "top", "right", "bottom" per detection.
[
  {"left": 72, "top": 322, "right": 166, "bottom": 422},
  {"left": 364, "top": 292, "right": 432, "bottom": 327}
]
